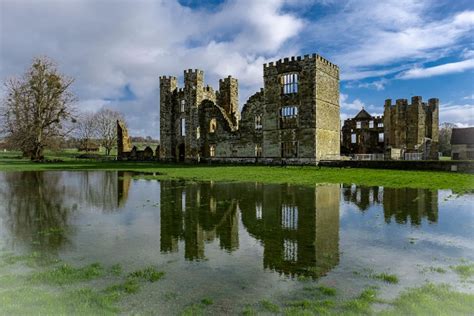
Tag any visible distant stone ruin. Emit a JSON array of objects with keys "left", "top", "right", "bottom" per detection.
[{"left": 117, "top": 120, "right": 158, "bottom": 161}]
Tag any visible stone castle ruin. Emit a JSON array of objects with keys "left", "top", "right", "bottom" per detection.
[
  {"left": 117, "top": 52, "right": 441, "bottom": 163},
  {"left": 341, "top": 96, "right": 439, "bottom": 160},
  {"left": 158, "top": 54, "right": 340, "bottom": 164}
]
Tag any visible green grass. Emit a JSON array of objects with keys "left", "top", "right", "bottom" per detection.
[
  {"left": 380, "top": 283, "right": 474, "bottom": 316},
  {"left": 372, "top": 272, "right": 399, "bottom": 284},
  {"left": 30, "top": 262, "right": 104, "bottom": 285},
  {"left": 451, "top": 264, "right": 474, "bottom": 280},
  {"left": 1, "top": 151, "right": 473, "bottom": 192},
  {"left": 128, "top": 266, "right": 165, "bottom": 282}
]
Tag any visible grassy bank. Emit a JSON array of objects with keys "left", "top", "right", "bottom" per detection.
[{"left": 0, "top": 152, "right": 473, "bottom": 192}]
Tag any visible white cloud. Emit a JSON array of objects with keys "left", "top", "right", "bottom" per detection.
[
  {"left": 0, "top": 0, "right": 304, "bottom": 137},
  {"left": 398, "top": 59, "right": 474, "bottom": 79},
  {"left": 307, "top": 0, "right": 474, "bottom": 80},
  {"left": 439, "top": 103, "right": 474, "bottom": 126},
  {"left": 358, "top": 78, "right": 389, "bottom": 90},
  {"left": 463, "top": 94, "right": 474, "bottom": 100}
]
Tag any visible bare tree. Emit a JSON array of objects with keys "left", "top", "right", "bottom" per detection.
[
  {"left": 75, "top": 112, "right": 97, "bottom": 151},
  {"left": 0, "top": 57, "right": 76, "bottom": 160},
  {"left": 439, "top": 122, "right": 457, "bottom": 156},
  {"left": 95, "top": 108, "right": 124, "bottom": 155}
]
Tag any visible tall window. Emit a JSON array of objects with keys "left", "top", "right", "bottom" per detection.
[
  {"left": 196, "top": 127, "right": 200, "bottom": 139},
  {"left": 181, "top": 118, "right": 186, "bottom": 136},
  {"left": 209, "top": 144, "right": 216, "bottom": 157},
  {"left": 280, "top": 106, "right": 298, "bottom": 129},
  {"left": 209, "top": 118, "right": 217, "bottom": 133},
  {"left": 180, "top": 100, "right": 185, "bottom": 112},
  {"left": 351, "top": 133, "right": 356, "bottom": 144},
  {"left": 282, "top": 73, "right": 298, "bottom": 94},
  {"left": 281, "top": 141, "right": 297, "bottom": 158},
  {"left": 255, "top": 144, "right": 262, "bottom": 157},
  {"left": 356, "top": 121, "right": 361, "bottom": 129},
  {"left": 369, "top": 120, "right": 374, "bottom": 128},
  {"left": 280, "top": 106, "right": 298, "bottom": 118},
  {"left": 255, "top": 115, "right": 262, "bottom": 130},
  {"left": 378, "top": 133, "right": 384, "bottom": 143}
]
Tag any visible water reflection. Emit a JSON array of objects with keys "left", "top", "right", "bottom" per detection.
[
  {"left": 342, "top": 184, "right": 438, "bottom": 225},
  {"left": 0, "top": 171, "right": 120, "bottom": 251},
  {"left": 0, "top": 171, "right": 445, "bottom": 280}
]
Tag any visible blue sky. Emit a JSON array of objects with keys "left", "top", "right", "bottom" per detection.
[{"left": 1, "top": 0, "right": 473, "bottom": 137}]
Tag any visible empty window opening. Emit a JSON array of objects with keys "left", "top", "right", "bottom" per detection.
[
  {"left": 356, "top": 121, "right": 361, "bottom": 129},
  {"left": 281, "top": 141, "right": 298, "bottom": 158},
  {"left": 196, "top": 127, "right": 200, "bottom": 139},
  {"left": 255, "top": 115, "right": 262, "bottom": 130},
  {"left": 369, "top": 120, "right": 374, "bottom": 128},
  {"left": 281, "top": 106, "right": 298, "bottom": 118},
  {"left": 255, "top": 144, "right": 262, "bottom": 157},
  {"left": 209, "top": 118, "right": 217, "bottom": 133},
  {"left": 180, "top": 100, "right": 185, "bottom": 112},
  {"left": 209, "top": 144, "right": 216, "bottom": 157},
  {"left": 282, "top": 73, "right": 299, "bottom": 94},
  {"left": 181, "top": 118, "right": 186, "bottom": 136},
  {"left": 351, "top": 133, "right": 357, "bottom": 144},
  {"left": 378, "top": 133, "right": 384, "bottom": 143},
  {"left": 378, "top": 122, "right": 384, "bottom": 128}
]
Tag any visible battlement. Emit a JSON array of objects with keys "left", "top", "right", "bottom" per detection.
[
  {"left": 385, "top": 96, "right": 438, "bottom": 108},
  {"left": 263, "top": 53, "right": 339, "bottom": 70},
  {"left": 159, "top": 76, "right": 177, "bottom": 81},
  {"left": 219, "top": 75, "right": 237, "bottom": 84},
  {"left": 203, "top": 85, "right": 214, "bottom": 92},
  {"left": 184, "top": 69, "right": 204, "bottom": 75}
]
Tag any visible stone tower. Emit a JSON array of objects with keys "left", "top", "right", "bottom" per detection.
[
  {"left": 384, "top": 96, "right": 439, "bottom": 160},
  {"left": 218, "top": 76, "right": 239, "bottom": 124},
  {"left": 159, "top": 76, "right": 177, "bottom": 160},
  {"left": 262, "top": 54, "right": 340, "bottom": 162}
]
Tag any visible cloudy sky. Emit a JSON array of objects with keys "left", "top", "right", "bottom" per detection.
[{"left": 1, "top": 0, "right": 473, "bottom": 138}]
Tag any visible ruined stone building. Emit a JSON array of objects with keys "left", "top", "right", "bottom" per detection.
[
  {"left": 384, "top": 96, "right": 439, "bottom": 160},
  {"left": 341, "top": 108, "right": 384, "bottom": 155},
  {"left": 341, "top": 96, "right": 439, "bottom": 160},
  {"left": 159, "top": 54, "right": 340, "bottom": 164}
]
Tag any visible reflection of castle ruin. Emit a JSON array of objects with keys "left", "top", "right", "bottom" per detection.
[
  {"left": 342, "top": 184, "right": 438, "bottom": 225},
  {"left": 240, "top": 183, "right": 340, "bottom": 278},
  {"left": 159, "top": 181, "right": 240, "bottom": 260},
  {"left": 157, "top": 180, "right": 341, "bottom": 278}
]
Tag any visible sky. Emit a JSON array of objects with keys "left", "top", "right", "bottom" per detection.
[{"left": 1, "top": 0, "right": 473, "bottom": 138}]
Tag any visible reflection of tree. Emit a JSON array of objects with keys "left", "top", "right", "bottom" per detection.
[
  {"left": 160, "top": 181, "right": 239, "bottom": 261},
  {"left": 0, "top": 170, "right": 122, "bottom": 251},
  {"left": 342, "top": 185, "right": 438, "bottom": 225},
  {"left": 240, "top": 183, "right": 340, "bottom": 279},
  {"left": 0, "top": 172, "right": 73, "bottom": 251}
]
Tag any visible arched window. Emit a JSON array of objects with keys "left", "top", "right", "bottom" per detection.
[{"left": 209, "top": 118, "right": 217, "bottom": 133}]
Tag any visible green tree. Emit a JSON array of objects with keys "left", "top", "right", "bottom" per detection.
[
  {"left": 1, "top": 57, "right": 76, "bottom": 160},
  {"left": 439, "top": 122, "right": 456, "bottom": 156}
]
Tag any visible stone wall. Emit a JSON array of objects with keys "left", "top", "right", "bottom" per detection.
[{"left": 158, "top": 54, "right": 340, "bottom": 164}]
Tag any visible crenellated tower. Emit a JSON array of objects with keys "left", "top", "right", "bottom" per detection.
[
  {"left": 159, "top": 76, "right": 178, "bottom": 160},
  {"left": 218, "top": 76, "right": 239, "bottom": 122}
]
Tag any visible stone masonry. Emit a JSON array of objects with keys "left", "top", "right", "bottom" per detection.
[{"left": 159, "top": 54, "right": 340, "bottom": 164}]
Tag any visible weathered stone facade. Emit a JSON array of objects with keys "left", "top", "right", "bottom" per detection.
[
  {"left": 159, "top": 54, "right": 340, "bottom": 164},
  {"left": 341, "top": 109, "right": 384, "bottom": 155},
  {"left": 117, "top": 120, "right": 156, "bottom": 161},
  {"left": 384, "top": 96, "right": 439, "bottom": 160},
  {"left": 451, "top": 127, "right": 474, "bottom": 160}
]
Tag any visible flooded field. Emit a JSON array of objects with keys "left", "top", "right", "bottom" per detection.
[{"left": 0, "top": 171, "right": 473, "bottom": 315}]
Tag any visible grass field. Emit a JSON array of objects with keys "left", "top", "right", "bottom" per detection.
[{"left": 1, "top": 150, "right": 473, "bottom": 192}]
